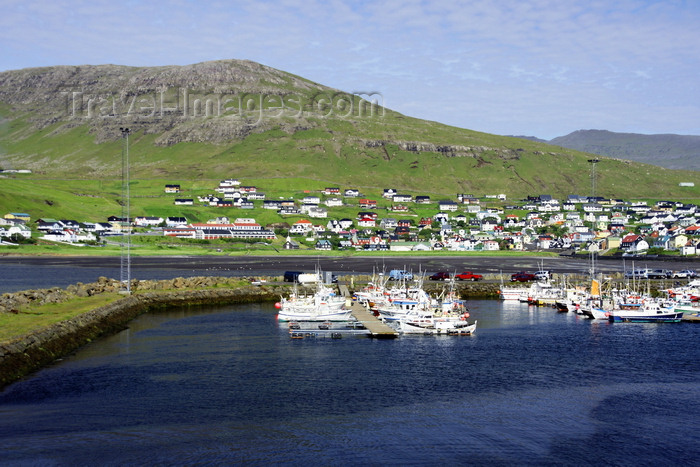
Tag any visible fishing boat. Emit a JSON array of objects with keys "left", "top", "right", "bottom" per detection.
[
  {"left": 375, "top": 275, "right": 438, "bottom": 321},
  {"left": 664, "top": 281, "right": 700, "bottom": 314},
  {"left": 375, "top": 287, "right": 437, "bottom": 321},
  {"left": 276, "top": 282, "right": 351, "bottom": 321},
  {"left": 396, "top": 312, "right": 477, "bottom": 335},
  {"left": 578, "top": 279, "right": 609, "bottom": 319},
  {"left": 608, "top": 300, "right": 683, "bottom": 323},
  {"left": 498, "top": 286, "right": 530, "bottom": 300},
  {"left": 522, "top": 280, "right": 565, "bottom": 306}
]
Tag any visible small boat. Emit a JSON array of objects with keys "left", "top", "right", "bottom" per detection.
[
  {"left": 397, "top": 316, "right": 477, "bottom": 335},
  {"left": 608, "top": 301, "right": 683, "bottom": 323}
]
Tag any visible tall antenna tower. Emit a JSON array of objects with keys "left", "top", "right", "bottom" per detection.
[{"left": 120, "top": 127, "right": 131, "bottom": 294}]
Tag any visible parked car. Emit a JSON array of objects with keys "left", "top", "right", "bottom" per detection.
[
  {"left": 429, "top": 271, "right": 452, "bottom": 281},
  {"left": 455, "top": 271, "right": 483, "bottom": 281},
  {"left": 511, "top": 272, "right": 536, "bottom": 282},
  {"left": 647, "top": 269, "right": 672, "bottom": 279},
  {"left": 673, "top": 270, "right": 697, "bottom": 279},
  {"left": 388, "top": 269, "right": 413, "bottom": 281},
  {"left": 624, "top": 269, "right": 650, "bottom": 279},
  {"left": 534, "top": 270, "right": 552, "bottom": 281}
]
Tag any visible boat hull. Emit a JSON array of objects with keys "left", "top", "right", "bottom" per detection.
[
  {"left": 278, "top": 307, "right": 351, "bottom": 322},
  {"left": 608, "top": 311, "right": 684, "bottom": 323}
]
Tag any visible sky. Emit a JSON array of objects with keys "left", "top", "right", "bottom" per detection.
[{"left": 1, "top": 0, "right": 699, "bottom": 140}]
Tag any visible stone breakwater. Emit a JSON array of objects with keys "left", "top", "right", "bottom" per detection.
[{"left": 0, "top": 276, "right": 284, "bottom": 390}]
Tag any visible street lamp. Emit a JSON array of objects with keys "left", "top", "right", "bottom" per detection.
[{"left": 120, "top": 127, "right": 131, "bottom": 294}]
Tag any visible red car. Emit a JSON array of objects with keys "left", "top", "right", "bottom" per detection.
[
  {"left": 429, "top": 271, "right": 452, "bottom": 281},
  {"left": 511, "top": 272, "right": 536, "bottom": 282},
  {"left": 455, "top": 271, "right": 483, "bottom": 281}
]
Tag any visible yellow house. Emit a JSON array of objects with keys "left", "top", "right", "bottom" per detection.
[
  {"left": 673, "top": 235, "right": 688, "bottom": 249},
  {"left": 605, "top": 236, "right": 621, "bottom": 249},
  {"left": 4, "top": 212, "right": 31, "bottom": 222}
]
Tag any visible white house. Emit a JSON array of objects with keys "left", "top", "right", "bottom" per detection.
[
  {"left": 166, "top": 217, "right": 188, "bottom": 227},
  {"left": 302, "top": 196, "right": 320, "bottom": 205},
  {"left": 324, "top": 198, "right": 343, "bottom": 207},
  {"left": 482, "top": 240, "right": 500, "bottom": 251},
  {"left": 438, "top": 200, "right": 459, "bottom": 212},
  {"left": 133, "top": 216, "right": 163, "bottom": 227},
  {"left": 290, "top": 219, "right": 313, "bottom": 234},
  {"left": 308, "top": 207, "right": 328, "bottom": 218},
  {"left": 3, "top": 223, "right": 31, "bottom": 239}
]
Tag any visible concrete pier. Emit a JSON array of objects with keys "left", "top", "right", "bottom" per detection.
[{"left": 347, "top": 302, "right": 399, "bottom": 338}]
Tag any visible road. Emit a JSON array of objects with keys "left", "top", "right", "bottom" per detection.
[{"left": 1, "top": 254, "right": 697, "bottom": 276}]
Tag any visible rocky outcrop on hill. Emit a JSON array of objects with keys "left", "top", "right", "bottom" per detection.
[{"left": 363, "top": 139, "right": 524, "bottom": 159}]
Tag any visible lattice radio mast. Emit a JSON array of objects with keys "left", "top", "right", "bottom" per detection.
[{"left": 120, "top": 127, "right": 131, "bottom": 294}]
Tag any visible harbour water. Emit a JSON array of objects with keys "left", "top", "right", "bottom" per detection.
[{"left": 1, "top": 299, "right": 698, "bottom": 465}]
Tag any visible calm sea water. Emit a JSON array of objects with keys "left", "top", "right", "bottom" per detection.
[
  {"left": 1, "top": 299, "right": 698, "bottom": 466},
  {"left": 0, "top": 263, "right": 242, "bottom": 294}
]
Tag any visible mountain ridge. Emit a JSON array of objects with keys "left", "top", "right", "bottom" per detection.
[
  {"left": 0, "top": 60, "right": 698, "bottom": 201},
  {"left": 547, "top": 129, "right": 700, "bottom": 171}
]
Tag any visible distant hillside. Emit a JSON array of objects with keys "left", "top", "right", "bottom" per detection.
[
  {"left": 0, "top": 60, "right": 698, "bottom": 209},
  {"left": 549, "top": 130, "right": 700, "bottom": 171},
  {"left": 508, "top": 135, "right": 548, "bottom": 143}
]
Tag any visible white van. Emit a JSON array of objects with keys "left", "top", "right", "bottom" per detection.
[{"left": 624, "top": 269, "right": 650, "bottom": 279}]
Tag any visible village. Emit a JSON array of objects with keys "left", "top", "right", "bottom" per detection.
[{"left": 1, "top": 178, "right": 699, "bottom": 256}]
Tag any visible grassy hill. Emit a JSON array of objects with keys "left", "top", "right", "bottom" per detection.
[{"left": 0, "top": 60, "right": 698, "bottom": 222}]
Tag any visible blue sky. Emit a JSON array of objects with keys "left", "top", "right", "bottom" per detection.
[{"left": 1, "top": 0, "right": 699, "bottom": 139}]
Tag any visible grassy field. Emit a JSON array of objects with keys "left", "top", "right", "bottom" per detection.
[
  {"left": 0, "top": 293, "right": 122, "bottom": 341},
  {"left": 1, "top": 174, "right": 698, "bottom": 229}
]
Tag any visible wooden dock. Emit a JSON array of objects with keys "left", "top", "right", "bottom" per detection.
[
  {"left": 682, "top": 313, "right": 700, "bottom": 323},
  {"left": 348, "top": 302, "right": 399, "bottom": 338}
]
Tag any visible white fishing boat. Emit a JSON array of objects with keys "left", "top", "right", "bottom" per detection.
[
  {"left": 522, "top": 280, "right": 565, "bottom": 306},
  {"left": 397, "top": 311, "right": 477, "bottom": 335},
  {"left": 664, "top": 281, "right": 700, "bottom": 314},
  {"left": 499, "top": 287, "right": 530, "bottom": 300},
  {"left": 375, "top": 275, "right": 439, "bottom": 321},
  {"left": 375, "top": 287, "right": 437, "bottom": 321},
  {"left": 276, "top": 283, "right": 351, "bottom": 321}
]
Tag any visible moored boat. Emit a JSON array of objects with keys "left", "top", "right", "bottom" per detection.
[
  {"left": 276, "top": 282, "right": 351, "bottom": 321},
  {"left": 608, "top": 301, "right": 683, "bottom": 323}
]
